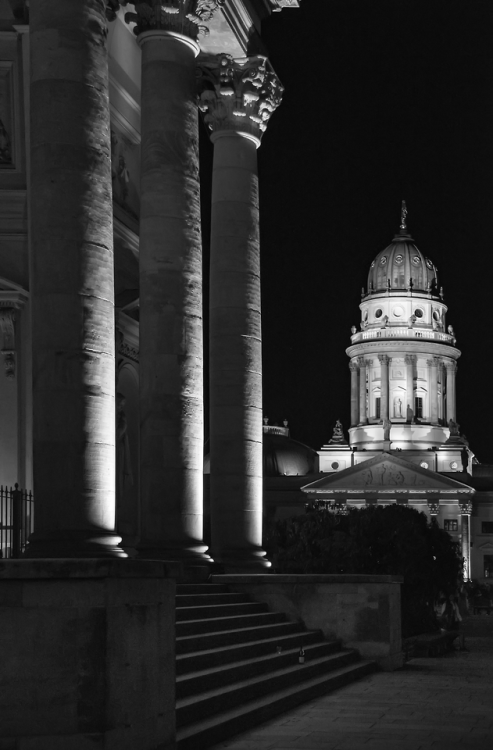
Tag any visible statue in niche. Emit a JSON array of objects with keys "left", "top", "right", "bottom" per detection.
[
  {"left": 393, "top": 397, "right": 403, "bottom": 418},
  {"left": 116, "top": 392, "right": 133, "bottom": 504},
  {"left": 448, "top": 418, "right": 460, "bottom": 437},
  {"left": 0, "top": 118, "right": 12, "bottom": 164},
  {"left": 382, "top": 417, "right": 391, "bottom": 441}
]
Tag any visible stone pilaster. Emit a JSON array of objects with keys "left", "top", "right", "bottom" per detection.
[
  {"left": 197, "top": 54, "right": 283, "bottom": 571},
  {"left": 460, "top": 504, "right": 472, "bottom": 580},
  {"left": 349, "top": 361, "right": 359, "bottom": 427},
  {"left": 27, "top": 0, "right": 123, "bottom": 557},
  {"left": 125, "top": 12, "right": 218, "bottom": 562},
  {"left": 427, "top": 357, "right": 439, "bottom": 424},
  {"left": 405, "top": 354, "right": 416, "bottom": 422},
  {"left": 445, "top": 361, "right": 457, "bottom": 423},
  {"left": 358, "top": 357, "right": 368, "bottom": 425},
  {"left": 378, "top": 354, "right": 390, "bottom": 421}
]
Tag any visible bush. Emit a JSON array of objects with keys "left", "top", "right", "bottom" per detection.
[{"left": 271, "top": 504, "right": 463, "bottom": 637}]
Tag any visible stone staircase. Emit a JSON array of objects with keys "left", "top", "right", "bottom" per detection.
[{"left": 176, "top": 582, "right": 377, "bottom": 750}]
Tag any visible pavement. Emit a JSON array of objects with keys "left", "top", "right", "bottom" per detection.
[{"left": 208, "top": 614, "right": 493, "bottom": 750}]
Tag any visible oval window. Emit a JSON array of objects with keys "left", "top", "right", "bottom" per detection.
[
  {"left": 363, "top": 310, "right": 368, "bottom": 321},
  {"left": 414, "top": 308, "right": 424, "bottom": 318},
  {"left": 331, "top": 462, "right": 339, "bottom": 470},
  {"left": 412, "top": 255, "right": 421, "bottom": 265},
  {"left": 371, "top": 260, "right": 376, "bottom": 268},
  {"left": 426, "top": 258, "right": 434, "bottom": 269},
  {"left": 433, "top": 310, "right": 440, "bottom": 321},
  {"left": 375, "top": 309, "right": 383, "bottom": 318},
  {"left": 450, "top": 461, "right": 458, "bottom": 470},
  {"left": 380, "top": 256, "right": 387, "bottom": 265},
  {"left": 394, "top": 254, "right": 404, "bottom": 265}
]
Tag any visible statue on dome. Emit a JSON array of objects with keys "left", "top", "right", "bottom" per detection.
[
  {"left": 329, "top": 420, "right": 347, "bottom": 445},
  {"left": 408, "top": 314, "right": 417, "bottom": 328},
  {"left": 448, "top": 324, "right": 455, "bottom": 336},
  {"left": 400, "top": 200, "right": 408, "bottom": 230},
  {"left": 381, "top": 314, "right": 389, "bottom": 328},
  {"left": 448, "top": 418, "right": 460, "bottom": 437},
  {"left": 351, "top": 325, "right": 357, "bottom": 335}
]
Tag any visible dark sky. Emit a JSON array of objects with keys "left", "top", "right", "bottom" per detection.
[{"left": 203, "top": 0, "right": 493, "bottom": 462}]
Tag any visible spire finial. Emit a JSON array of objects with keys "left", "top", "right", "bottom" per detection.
[{"left": 400, "top": 200, "right": 408, "bottom": 230}]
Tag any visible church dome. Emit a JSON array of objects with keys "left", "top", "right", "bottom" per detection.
[
  {"left": 263, "top": 431, "right": 318, "bottom": 477},
  {"left": 366, "top": 207, "right": 438, "bottom": 296}
]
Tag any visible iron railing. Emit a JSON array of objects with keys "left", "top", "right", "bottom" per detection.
[{"left": 0, "top": 484, "right": 34, "bottom": 558}]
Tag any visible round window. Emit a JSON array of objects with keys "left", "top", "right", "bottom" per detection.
[
  {"left": 375, "top": 309, "right": 383, "bottom": 318},
  {"left": 414, "top": 308, "right": 424, "bottom": 318},
  {"left": 420, "top": 461, "right": 429, "bottom": 469},
  {"left": 433, "top": 310, "right": 440, "bottom": 321},
  {"left": 450, "top": 461, "right": 458, "bottom": 470},
  {"left": 380, "top": 256, "right": 387, "bottom": 265},
  {"left": 426, "top": 258, "right": 434, "bottom": 269},
  {"left": 393, "top": 306, "right": 404, "bottom": 318},
  {"left": 331, "top": 462, "right": 339, "bottom": 470}
]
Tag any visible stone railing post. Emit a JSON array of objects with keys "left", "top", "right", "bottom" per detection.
[
  {"left": 197, "top": 53, "right": 283, "bottom": 570},
  {"left": 27, "top": 0, "right": 124, "bottom": 557}
]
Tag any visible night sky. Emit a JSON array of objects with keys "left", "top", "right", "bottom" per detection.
[{"left": 202, "top": 0, "right": 493, "bottom": 462}]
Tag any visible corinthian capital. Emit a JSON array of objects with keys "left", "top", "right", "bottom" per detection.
[
  {"left": 197, "top": 54, "right": 283, "bottom": 144},
  {"left": 116, "top": 1, "right": 224, "bottom": 39}
]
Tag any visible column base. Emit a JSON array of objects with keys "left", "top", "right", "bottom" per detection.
[
  {"left": 210, "top": 547, "right": 271, "bottom": 574},
  {"left": 25, "top": 531, "right": 127, "bottom": 558}
]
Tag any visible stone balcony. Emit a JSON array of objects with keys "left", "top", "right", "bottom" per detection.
[{"left": 350, "top": 327, "right": 455, "bottom": 345}]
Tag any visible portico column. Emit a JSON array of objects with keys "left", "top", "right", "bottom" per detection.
[
  {"left": 198, "top": 54, "right": 283, "bottom": 570},
  {"left": 123, "top": 3, "right": 223, "bottom": 562},
  {"left": 460, "top": 503, "right": 472, "bottom": 580},
  {"left": 428, "top": 357, "right": 439, "bottom": 424},
  {"left": 27, "top": 0, "right": 123, "bottom": 556},
  {"left": 378, "top": 354, "right": 390, "bottom": 420},
  {"left": 445, "top": 361, "right": 457, "bottom": 423},
  {"left": 349, "top": 361, "right": 359, "bottom": 427},
  {"left": 405, "top": 354, "right": 416, "bottom": 422},
  {"left": 358, "top": 357, "right": 368, "bottom": 424}
]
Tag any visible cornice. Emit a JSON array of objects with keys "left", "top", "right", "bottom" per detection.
[{"left": 346, "top": 341, "right": 461, "bottom": 361}]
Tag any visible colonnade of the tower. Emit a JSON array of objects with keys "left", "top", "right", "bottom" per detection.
[
  {"left": 349, "top": 354, "right": 457, "bottom": 427},
  {"left": 26, "top": 0, "right": 284, "bottom": 570}
]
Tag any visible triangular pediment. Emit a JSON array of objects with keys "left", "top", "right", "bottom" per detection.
[{"left": 302, "top": 452, "right": 474, "bottom": 495}]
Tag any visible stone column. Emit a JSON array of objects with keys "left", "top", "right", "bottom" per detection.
[
  {"left": 405, "top": 354, "right": 415, "bottom": 422},
  {"left": 445, "top": 361, "right": 457, "bottom": 423},
  {"left": 121, "top": 3, "right": 223, "bottom": 563},
  {"left": 349, "top": 361, "right": 359, "bottom": 427},
  {"left": 378, "top": 354, "right": 390, "bottom": 420},
  {"left": 460, "top": 504, "right": 472, "bottom": 580},
  {"left": 27, "top": 0, "right": 123, "bottom": 557},
  {"left": 198, "top": 54, "right": 283, "bottom": 571},
  {"left": 358, "top": 357, "right": 368, "bottom": 425},
  {"left": 428, "top": 357, "right": 439, "bottom": 424}
]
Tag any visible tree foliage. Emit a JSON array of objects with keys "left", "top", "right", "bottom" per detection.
[{"left": 271, "top": 505, "right": 463, "bottom": 637}]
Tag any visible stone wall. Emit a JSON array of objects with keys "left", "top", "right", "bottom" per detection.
[{"left": 213, "top": 574, "right": 404, "bottom": 671}]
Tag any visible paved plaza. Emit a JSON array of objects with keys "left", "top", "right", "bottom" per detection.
[{"left": 208, "top": 615, "right": 493, "bottom": 750}]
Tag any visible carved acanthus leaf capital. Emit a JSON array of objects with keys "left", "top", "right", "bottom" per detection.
[
  {"left": 117, "top": 1, "right": 224, "bottom": 39},
  {"left": 405, "top": 354, "right": 416, "bottom": 365},
  {"left": 197, "top": 54, "right": 283, "bottom": 143},
  {"left": 378, "top": 354, "right": 390, "bottom": 366},
  {"left": 349, "top": 361, "right": 358, "bottom": 372}
]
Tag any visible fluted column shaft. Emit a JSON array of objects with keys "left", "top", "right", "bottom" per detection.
[
  {"left": 27, "top": 0, "right": 123, "bottom": 557},
  {"left": 349, "top": 362, "right": 359, "bottom": 427},
  {"left": 405, "top": 354, "right": 415, "bottom": 421},
  {"left": 378, "top": 355, "right": 390, "bottom": 420},
  {"left": 428, "top": 357, "right": 439, "bottom": 424},
  {"left": 137, "top": 31, "right": 207, "bottom": 561},
  {"left": 358, "top": 358, "right": 367, "bottom": 424},
  {"left": 445, "top": 361, "right": 457, "bottom": 423},
  {"left": 198, "top": 54, "right": 282, "bottom": 571},
  {"left": 460, "top": 508, "right": 471, "bottom": 580}
]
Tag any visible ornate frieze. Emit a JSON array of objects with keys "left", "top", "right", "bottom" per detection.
[
  {"left": 427, "top": 501, "right": 440, "bottom": 516},
  {"left": 459, "top": 502, "right": 473, "bottom": 516},
  {"left": 197, "top": 54, "right": 283, "bottom": 142},
  {"left": 111, "top": 1, "right": 224, "bottom": 39}
]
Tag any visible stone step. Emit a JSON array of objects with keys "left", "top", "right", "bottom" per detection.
[
  {"left": 176, "top": 628, "right": 330, "bottom": 675},
  {"left": 176, "top": 619, "right": 305, "bottom": 655},
  {"left": 176, "top": 583, "right": 229, "bottom": 595},
  {"left": 176, "top": 660, "right": 377, "bottom": 750},
  {"left": 176, "top": 592, "right": 251, "bottom": 607},
  {"left": 176, "top": 640, "right": 345, "bottom": 699},
  {"left": 176, "top": 601, "right": 268, "bottom": 622},
  {"left": 176, "top": 649, "right": 361, "bottom": 727},
  {"left": 176, "top": 610, "right": 286, "bottom": 638}
]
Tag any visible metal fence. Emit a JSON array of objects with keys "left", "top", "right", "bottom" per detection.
[{"left": 0, "top": 484, "right": 34, "bottom": 558}]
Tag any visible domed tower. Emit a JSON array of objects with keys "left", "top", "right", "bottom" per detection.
[{"left": 346, "top": 203, "right": 460, "bottom": 450}]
